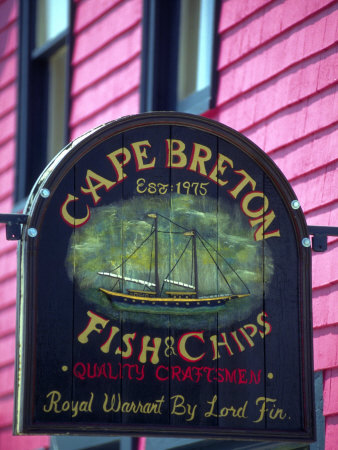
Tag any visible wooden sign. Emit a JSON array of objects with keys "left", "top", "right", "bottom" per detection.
[{"left": 14, "top": 113, "right": 315, "bottom": 441}]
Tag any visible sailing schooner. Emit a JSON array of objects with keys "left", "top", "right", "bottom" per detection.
[{"left": 98, "top": 213, "right": 250, "bottom": 314}]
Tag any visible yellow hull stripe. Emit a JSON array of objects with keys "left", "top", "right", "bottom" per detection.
[{"left": 100, "top": 288, "right": 249, "bottom": 303}]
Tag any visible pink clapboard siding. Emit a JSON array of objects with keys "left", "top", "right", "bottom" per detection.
[
  {"left": 0, "top": 1, "right": 49, "bottom": 449},
  {"left": 70, "top": 0, "right": 142, "bottom": 140},
  {"left": 208, "top": 1, "right": 338, "bottom": 448}
]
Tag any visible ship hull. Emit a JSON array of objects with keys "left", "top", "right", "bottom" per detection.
[{"left": 99, "top": 288, "right": 249, "bottom": 315}]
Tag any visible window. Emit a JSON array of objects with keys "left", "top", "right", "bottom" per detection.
[
  {"left": 16, "top": 0, "right": 71, "bottom": 203},
  {"left": 141, "top": 0, "right": 219, "bottom": 113}
]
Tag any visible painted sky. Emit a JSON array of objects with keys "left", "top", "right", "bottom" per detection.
[{"left": 66, "top": 194, "right": 274, "bottom": 327}]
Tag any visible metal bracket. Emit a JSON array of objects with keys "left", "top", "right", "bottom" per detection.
[
  {"left": 0, "top": 213, "right": 29, "bottom": 240},
  {"left": 0, "top": 214, "right": 336, "bottom": 251},
  {"left": 307, "top": 226, "right": 338, "bottom": 252}
]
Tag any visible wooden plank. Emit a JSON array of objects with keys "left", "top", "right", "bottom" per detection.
[
  {"left": 72, "top": 0, "right": 141, "bottom": 64},
  {"left": 0, "top": 0, "right": 18, "bottom": 32},
  {"left": 70, "top": 89, "right": 140, "bottom": 140},
  {"left": 31, "top": 168, "right": 78, "bottom": 425},
  {"left": 0, "top": 81, "right": 16, "bottom": 117},
  {"left": 0, "top": 274, "right": 16, "bottom": 310},
  {"left": 0, "top": 166, "right": 14, "bottom": 200},
  {"left": 216, "top": 134, "right": 267, "bottom": 432},
  {"left": 70, "top": 57, "right": 141, "bottom": 125},
  {"left": 71, "top": 25, "right": 141, "bottom": 96},
  {"left": 244, "top": 85, "right": 337, "bottom": 154},
  {"left": 323, "top": 368, "right": 338, "bottom": 416},
  {"left": 219, "top": 0, "right": 273, "bottom": 33},
  {"left": 0, "top": 430, "right": 49, "bottom": 450},
  {"left": 0, "top": 334, "right": 15, "bottom": 367},
  {"left": 74, "top": 0, "right": 123, "bottom": 33},
  {"left": 217, "top": 4, "right": 338, "bottom": 101},
  {"left": 313, "top": 284, "right": 338, "bottom": 328},
  {"left": 0, "top": 54, "right": 17, "bottom": 89},
  {"left": 0, "top": 398, "right": 13, "bottom": 428},
  {"left": 120, "top": 125, "right": 171, "bottom": 426},
  {"left": 0, "top": 197, "right": 14, "bottom": 214},
  {"left": 0, "top": 140, "right": 15, "bottom": 173},
  {"left": 0, "top": 304, "right": 16, "bottom": 337},
  {"left": 291, "top": 161, "right": 338, "bottom": 214},
  {"left": 272, "top": 125, "right": 338, "bottom": 181},
  {"left": 0, "top": 364, "right": 14, "bottom": 397},
  {"left": 0, "top": 251, "right": 17, "bottom": 284},
  {"left": 325, "top": 415, "right": 338, "bottom": 450},
  {"left": 218, "top": 0, "right": 334, "bottom": 68},
  {"left": 0, "top": 21, "right": 17, "bottom": 58},
  {"left": 0, "top": 238, "right": 16, "bottom": 258},
  {"left": 216, "top": 47, "right": 337, "bottom": 131},
  {"left": 0, "top": 110, "right": 16, "bottom": 146},
  {"left": 313, "top": 325, "right": 338, "bottom": 370},
  {"left": 312, "top": 241, "right": 338, "bottom": 289},
  {"left": 167, "top": 125, "right": 219, "bottom": 428},
  {"left": 0, "top": 53, "right": 17, "bottom": 91}
]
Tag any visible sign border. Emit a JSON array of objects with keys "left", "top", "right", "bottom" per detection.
[{"left": 14, "top": 112, "right": 315, "bottom": 442}]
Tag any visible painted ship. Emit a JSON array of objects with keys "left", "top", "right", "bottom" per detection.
[{"left": 98, "top": 213, "right": 250, "bottom": 314}]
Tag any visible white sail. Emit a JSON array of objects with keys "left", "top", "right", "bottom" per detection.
[
  {"left": 164, "top": 279, "right": 195, "bottom": 290},
  {"left": 98, "top": 271, "right": 156, "bottom": 288}
]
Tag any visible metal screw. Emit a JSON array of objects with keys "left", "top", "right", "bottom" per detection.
[
  {"left": 40, "top": 188, "right": 50, "bottom": 198},
  {"left": 291, "top": 200, "right": 300, "bottom": 210},
  {"left": 28, "top": 228, "right": 38, "bottom": 238},
  {"left": 302, "top": 237, "right": 311, "bottom": 248}
]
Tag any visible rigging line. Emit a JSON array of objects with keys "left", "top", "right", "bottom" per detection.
[
  {"left": 158, "top": 230, "right": 185, "bottom": 234},
  {"left": 156, "top": 213, "right": 190, "bottom": 232},
  {"left": 110, "top": 229, "right": 155, "bottom": 272},
  {"left": 196, "top": 233, "right": 234, "bottom": 294},
  {"left": 191, "top": 240, "right": 194, "bottom": 286},
  {"left": 147, "top": 224, "right": 155, "bottom": 290},
  {"left": 162, "top": 236, "right": 193, "bottom": 292},
  {"left": 197, "top": 232, "right": 250, "bottom": 294}
]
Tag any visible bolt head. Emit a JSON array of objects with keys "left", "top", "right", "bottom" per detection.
[
  {"left": 28, "top": 228, "right": 38, "bottom": 238},
  {"left": 302, "top": 237, "right": 311, "bottom": 248},
  {"left": 291, "top": 200, "right": 300, "bottom": 210},
  {"left": 40, "top": 188, "right": 50, "bottom": 198}
]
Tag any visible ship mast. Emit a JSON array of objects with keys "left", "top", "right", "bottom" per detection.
[
  {"left": 148, "top": 213, "right": 160, "bottom": 296},
  {"left": 184, "top": 230, "right": 198, "bottom": 297}
]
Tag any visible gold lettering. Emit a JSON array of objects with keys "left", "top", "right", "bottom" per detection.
[
  {"left": 138, "top": 336, "right": 161, "bottom": 364},
  {"left": 208, "top": 153, "right": 234, "bottom": 186},
  {"left": 241, "top": 191, "right": 269, "bottom": 218},
  {"left": 228, "top": 169, "right": 256, "bottom": 199},
  {"left": 178, "top": 332, "right": 206, "bottom": 362},
  {"left": 165, "top": 139, "right": 187, "bottom": 168},
  {"left": 106, "top": 147, "right": 131, "bottom": 182},
  {"left": 115, "top": 332, "right": 136, "bottom": 358},
  {"left": 250, "top": 210, "right": 281, "bottom": 241},
  {"left": 78, "top": 310, "right": 109, "bottom": 344},
  {"left": 188, "top": 143, "right": 212, "bottom": 175},
  {"left": 100, "top": 326, "right": 120, "bottom": 353},
  {"left": 80, "top": 170, "right": 115, "bottom": 204},
  {"left": 60, "top": 193, "right": 90, "bottom": 227},
  {"left": 131, "top": 140, "right": 156, "bottom": 170}
]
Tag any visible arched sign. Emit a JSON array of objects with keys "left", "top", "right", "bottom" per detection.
[{"left": 14, "top": 113, "right": 314, "bottom": 441}]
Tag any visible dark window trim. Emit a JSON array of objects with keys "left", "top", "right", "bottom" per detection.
[
  {"left": 140, "top": 0, "right": 220, "bottom": 114},
  {"left": 141, "top": 0, "right": 180, "bottom": 112},
  {"left": 31, "top": 30, "right": 68, "bottom": 60},
  {"left": 15, "top": 0, "right": 73, "bottom": 205}
]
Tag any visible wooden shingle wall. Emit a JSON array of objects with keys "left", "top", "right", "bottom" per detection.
[
  {"left": 0, "top": 0, "right": 49, "bottom": 448},
  {"left": 70, "top": 0, "right": 143, "bottom": 141},
  {"left": 207, "top": 1, "right": 337, "bottom": 448}
]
